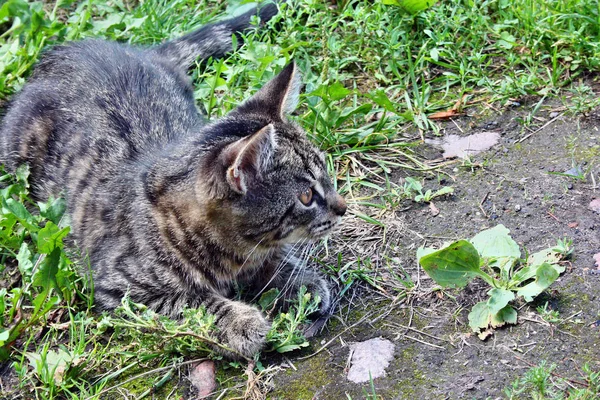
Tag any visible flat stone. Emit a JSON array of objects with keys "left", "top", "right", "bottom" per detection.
[
  {"left": 347, "top": 338, "right": 395, "bottom": 383},
  {"left": 589, "top": 198, "right": 600, "bottom": 214}
]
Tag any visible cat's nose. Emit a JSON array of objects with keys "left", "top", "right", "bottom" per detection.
[{"left": 331, "top": 193, "right": 347, "bottom": 216}]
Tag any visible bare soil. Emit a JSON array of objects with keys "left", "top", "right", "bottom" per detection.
[{"left": 269, "top": 105, "right": 600, "bottom": 399}]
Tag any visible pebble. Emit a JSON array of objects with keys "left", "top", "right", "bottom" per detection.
[{"left": 515, "top": 204, "right": 521, "bottom": 212}]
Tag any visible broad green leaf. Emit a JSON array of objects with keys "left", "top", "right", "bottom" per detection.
[
  {"left": 16, "top": 242, "right": 33, "bottom": 278},
  {"left": 328, "top": 82, "right": 352, "bottom": 101},
  {"left": 468, "top": 291, "right": 516, "bottom": 333},
  {"left": 39, "top": 197, "right": 67, "bottom": 225},
  {"left": 516, "top": 263, "right": 559, "bottom": 302},
  {"left": 487, "top": 288, "right": 514, "bottom": 314},
  {"left": 37, "top": 222, "right": 70, "bottom": 254},
  {"left": 32, "top": 248, "right": 61, "bottom": 291},
  {"left": 419, "top": 240, "right": 491, "bottom": 287},
  {"left": 491, "top": 305, "right": 517, "bottom": 327},
  {"left": 468, "top": 301, "right": 491, "bottom": 330},
  {"left": 470, "top": 224, "right": 520, "bottom": 281},
  {"left": 527, "top": 248, "right": 562, "bottom": 269},
  {"left": 470, "top": 225, "right": 521, "bottom": 259},
  {"left": 3, "top": 198, "right": 38, "bottom": 231},
  {"left": 369, "top": 90, "right": 396, "bottom": 112}
]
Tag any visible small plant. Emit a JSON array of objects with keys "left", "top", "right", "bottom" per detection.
[
  {"left": 417, "top": 225, "right": 570, "bottom": 339},
  {"left": 259, "top": 286, "right": 321, "bottom": 353},
  {"left": 536, "top": 302, "right": 561, "bottom": 324},
  {"left": 402, "top": 177, "right": 454, "bottom": 203}
]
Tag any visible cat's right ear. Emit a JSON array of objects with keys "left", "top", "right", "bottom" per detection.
[{"left": 224, "top": 124, "right": 277, "bottom": 194}]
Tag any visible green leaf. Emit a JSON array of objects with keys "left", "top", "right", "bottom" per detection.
[
  {"left": 386, "top": 0, "right": 436, "bottom": 14},
  {"left": 3, "top": 198, "right": 38, "bottom": 232},
  {"left": 470, "top": 224, "right": 520, "bottom": 281},
  {"left": 468, "top": 301, "right": 492, "bottom": 330},
  {"left": 274, "top": 341, "right": 309, "bottom": 353},
  {"left": 491, "top": 305, "right": 517, "bottom": 327},
  {"left": 433, "top": 187, "right": 454, "bottom": 197},
  {"left": 470, "top": 225, "right": 521, "bottom": 259},
  {"left": 516, "top": 263, "right": 560, "bottom": 302},
  {"left": 258, "top": 288, "right": 279, "bottom": 311},
  {"left": 328, "top": 82, "right": 352, "bottom": 102},
  {"left": 16, "top": 242, "right": 33, "bottom": 278},
  {"left": 487, "top": 288, "right": 515, "bottom": 314},
  {"left": 419, "top": 240, "right": 491, "bottom": 287},
  {"left": 468, "top": 289, "right": 516, "bottom": 333},
  {"left": 369, "top": 90, "right": 396, "bottom": 112},
  {"left": 33, "top": 248, "right": 61, "bottom": 291},
  {"left": 37, "top": 222, "right": 70, "bottom": 254},
  {"left": 39, "top": 197, "right": 67, "bottom": 225},
  {"left": 0, "top": 330, "right": 9, "bottom": 344}
]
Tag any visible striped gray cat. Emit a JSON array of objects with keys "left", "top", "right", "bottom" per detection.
[{"left": 0, "top": 3, "right": 346, "bottom": 359}]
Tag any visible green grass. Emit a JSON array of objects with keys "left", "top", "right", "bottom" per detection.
[{"left": 2, "top": 0, "right": 600, "bottom": 398}]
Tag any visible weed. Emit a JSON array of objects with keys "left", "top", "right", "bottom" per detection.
[{"left": 418, "top": 225, "right": 570, "bottom": 339}]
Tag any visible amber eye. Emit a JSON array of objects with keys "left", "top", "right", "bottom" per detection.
[{"left": 299, "top": 187, "right": 313, "bottom": 205}]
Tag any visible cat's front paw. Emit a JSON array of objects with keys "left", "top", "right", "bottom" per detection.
[
  {"left": 218, "top": 302, "right": 271, "bottom": 359},
  {"left": 304, "top": 275, "right": 332, "bottom": 316}
]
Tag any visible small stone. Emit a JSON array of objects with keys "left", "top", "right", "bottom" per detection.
[
  {"left": 549, "top": 111, "right": 559, "bottom": 118},
  {"left": 515, "top": 204, "right": 521, "bottom": 212},
  {"left": 589, "top": 199, "right": 600, "bottom": 214},
  {"left": 347, "top": 338, "right": 395, "bottom": 383},
  {"left": 189, "top": 360, "right": 217, "bottom": 398}
]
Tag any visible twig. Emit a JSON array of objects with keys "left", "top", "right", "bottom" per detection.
[
  {"left": 403, "top": 334, "right": 446, "bottom": 349},
  {"left": 547, "top": 211, "right": 561, "bottom": 223},
  {"left": 517, "top": 112, "right": 564, "bottom": 143},
  {"left": 479, "top": 191, "right": 490, "bottom": 218}
]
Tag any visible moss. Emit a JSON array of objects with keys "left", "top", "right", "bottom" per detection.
[{"left": 269, "top": 353, "right": 334, "bottom": 399}]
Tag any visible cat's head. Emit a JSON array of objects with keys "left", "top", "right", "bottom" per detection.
[{"left": 202, "top": 62, "right": 346, "bottom": 248}]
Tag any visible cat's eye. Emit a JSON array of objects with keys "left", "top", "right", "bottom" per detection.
[{"left": 299, "top": 187, "right": 313, "bottom": 205}]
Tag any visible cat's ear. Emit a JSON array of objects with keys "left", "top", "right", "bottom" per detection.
[
  {"left": 236, "top": 62, "right": 302, "bottom": 119},
  {"left": 225, "top": 124, "right": 277, "bottom": 194}
]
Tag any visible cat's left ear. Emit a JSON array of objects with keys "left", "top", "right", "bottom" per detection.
[{"left": 236, "top": 62, "right": 302, "bottom": 120}]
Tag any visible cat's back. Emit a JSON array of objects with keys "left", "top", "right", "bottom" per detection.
[{"left": 0, "top": 39, "right": 202, "bottom": 198}]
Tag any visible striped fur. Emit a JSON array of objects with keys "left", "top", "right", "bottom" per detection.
[{"left": 0, "top": 3, "right": 346, "bottom": 359}]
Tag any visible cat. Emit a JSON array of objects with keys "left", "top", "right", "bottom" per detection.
[{"left": 0, "top": 2, "right": 346, "bottom": 359}]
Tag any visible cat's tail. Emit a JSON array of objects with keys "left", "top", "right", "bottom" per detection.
[{"left": 153, "top": 2, "right": 279, "bottom": 68}]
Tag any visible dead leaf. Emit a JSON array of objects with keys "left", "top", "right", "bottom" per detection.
[
  {"left": 478, "top": 329, "right": 495, "bottom": 340},
  {"left": 568, "top": 222, "right": 579, "bottom": 228},
  {"left": 429, "top": 202, "right": 440, "bottom": 216},
  {"left": 429, "top": 109, "right": 460, "bottom": 120},
  {"left": 189, "top": 360, "right": 216, "bottom": 398}
]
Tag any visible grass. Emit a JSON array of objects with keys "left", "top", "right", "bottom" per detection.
[{"left": 1, "top": 0, "right": 600, "bottom": 398}]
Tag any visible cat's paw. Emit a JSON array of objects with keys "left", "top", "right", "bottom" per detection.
[
  {"left": 304, "top": 274, "right": 332, "bottom": 316},
  {"left": 218, "top": 302, "right": 271, "bottom": 359}
]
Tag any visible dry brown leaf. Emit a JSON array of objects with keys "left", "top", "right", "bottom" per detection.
[{"left": 429, "top": 109, "right": 460, "bottom": 120}]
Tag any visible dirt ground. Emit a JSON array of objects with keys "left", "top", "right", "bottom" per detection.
[{"left": 268, "top": 105, "right": 600, "bottom": 399}]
